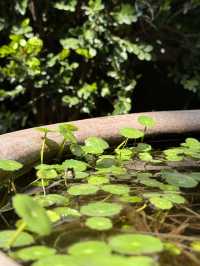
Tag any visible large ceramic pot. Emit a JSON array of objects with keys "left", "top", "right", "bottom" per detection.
[{"left": 0, "top": 110, "right": 200, "bottom": 265}]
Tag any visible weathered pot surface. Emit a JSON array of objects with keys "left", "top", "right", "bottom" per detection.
[{"left": 0, "top": 110, "right": 200, "bottom": 266}]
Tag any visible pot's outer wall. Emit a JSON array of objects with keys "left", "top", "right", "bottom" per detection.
[
  {"left": 0, "top": 110, "right": 200, "bottom": 266},
  {"left": 0, "top": 110, "right": 200, "bottom": 181}
]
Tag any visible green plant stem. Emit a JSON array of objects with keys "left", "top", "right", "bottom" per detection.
[
  {"left": 7, "top": 221, "right": 27, "bottom": 248},
  {"left": 41, "top": 132, "right": 47, "bottom": 196},
  {"left": 116, "top": 138, "right": 128, "bottom": 150}
]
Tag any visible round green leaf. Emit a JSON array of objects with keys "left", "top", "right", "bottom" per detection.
[
  {"left": 0, "top": 230, "right": 34, "bottom": 249},
  {"left": 54, "top": 207, "right": 81, "bottom": 218},
  {"left": 68, "top": 240, "right": 111, "bottom": 256},
  {"left": 119, "top": 127, "right": 144, "bottom": 139},
  {"left": 85, "top": 217, "right": 112, "bottom": 231},
  {"left": 80, "top": 202, "right": 122, "bottom": 217},
  {"left": 108, "top": 234, "right": 163, "bottom": 255},
  {"left": 101, "top": 184, "right": 130, "bottom": 195},
  {"left": 12, "top": 245, "right": 56, "bottom": 262},
  {"left": 68, "top": 184, "right": 99, "bottom": 195},
  {"left": 62, "top": 159, "right": 87, "bottom": 171},
  {"left": 83, "top": 137, "right": 109, "bottom": 154},
  {"left": 32, "top": 255, "right": 77, "bottom": 266},
  {"left": 88, "top": 175, "right": 110, "bottom": 185},
  {"left": 149, "top": 196, "right": 173, "bottom": 210},
  {"left": 162, "top": 171, "right": 198, "bottom": 188},
  {"left": 0, "top": 159, "right": 23, "bottom": 171},
  {"left": 35, "top": 194, "right": 69, "bottom": 207},
  {"left": 163, "top": 194, "right": 185, "bottom": 204},
  {"left": 137, "top": 115, "right": 156, "bottom": 128},
  {"left": 13, "top": 194, "right": 52, "bottom": 236}
]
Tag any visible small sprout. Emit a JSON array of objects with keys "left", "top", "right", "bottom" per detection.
[
  {"left": 119, "top": 127, "right": 144, "bottom": 139},
  {"left": 83, "top": 136, "right": 109, "bottom": 154},
  {"left": 137, "top": 115, "right": 156, "bottom": 129}
]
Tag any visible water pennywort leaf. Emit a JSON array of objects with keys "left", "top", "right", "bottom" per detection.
[
  {"left": 0, "top": 159, "right": 23, "bottom": 171},
  {"left": 119, "top": 127, "right": 144, "bottom": 139},
  {"left": 137, "top": 115, "right": 156, "bottom": 128},
  {"left": 13, "top": 194, "right": 52, "bottom": 236},
  {"left": 80, "top": 202, "right": 122, "bottom": 217},
  {"left": 12, "top": 245, "right": 56, "bottom": 261},
  {"left": 68, "top": 240, "right": 111, "bottom": 256},
  {"left": 68, "top": 184, "right": 99, "bottom": 196},
  {"left": 108, "top": 234, "right": 163, "bottom": 255},
  {"left": 0, "top": 230, "right": 34, "bottom": 249},
  {"left": 85, "top": 217, "right": 113, "bottom": 231}
]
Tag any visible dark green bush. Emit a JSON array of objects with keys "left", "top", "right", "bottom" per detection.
[{"left": 0, "top": 0, "right": 200, "bottom": 132}]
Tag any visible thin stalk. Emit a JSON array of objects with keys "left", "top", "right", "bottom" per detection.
[
  {"left": 7, "top": 221, "right": 27, "bottom": 248},
  {"left": 40, "top": 132, "right": 47, "bottom": 196},
  {"left": 57, "top": 138, "right": 66, "bottom": 159}
]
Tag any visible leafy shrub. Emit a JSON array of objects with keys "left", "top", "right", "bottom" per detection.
[{"left": 0, "top": 0, "right": 200, "bottom": 132}]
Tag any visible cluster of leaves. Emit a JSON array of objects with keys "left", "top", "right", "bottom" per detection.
[
  {"left": 0, "top": 1, "right": 200, "bottom": 132},
  {"left": 0, "top": 115, "right": 200, "bottom": 265}
]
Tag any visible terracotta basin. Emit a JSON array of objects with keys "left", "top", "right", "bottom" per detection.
[{"left": 0, "top": 110, "right": 200, "bottom": 265}]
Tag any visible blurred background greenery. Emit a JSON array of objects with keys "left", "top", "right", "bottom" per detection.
[{"left": 0, "top": 0, "right": 200, "bottom": 133}]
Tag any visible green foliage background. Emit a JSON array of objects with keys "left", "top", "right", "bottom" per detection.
[{"left": 0, "top": 0, "right": 200, "bottom": 133}]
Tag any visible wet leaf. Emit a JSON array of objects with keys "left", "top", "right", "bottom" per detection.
[
  {"left": 34, "top": 194, "right": 69, "bottom": 207},
  {"left": 83, "top": 137, "right": 109, "bottom": 154},
  {"left": 32, "top": 255, "right": 77, "bottom": 266},
  {"left": 62, "top": 159, "right": 87, "bottom": 171},
  {"left": 68, "top": 240, "right": 111, "bottom": 256},
  {"left": 80, "top": 202, "right": 122, "bottom": 217},
  {"left": 85, "top": 217, "right": 112, "bottom": 231},
  {"left": 137, "top": 115, "right": 156, "bottom": 128},
  {"left": 101, "top": 184, "right": 130, "bottom": 195},
  {"left": 0, "top": 159, "right": 23, "bottom": 171},
  {"left": 108, "top": 234, "right": 163, "bottom": 255},
  {"left": 0, "top": 230, "right": 34, "bottom": 249},
  {"left": 149, "top": 196, "right": 173, "bottom": 210},
  {"left": 119, "top": 127, "right": 144, "bottom": 139},
  {"left": 12, "top": 245, "right": 56, "bottom": 261},
  {"left": 13, "top": 194, "right": 52, "bottom": 236},
  {"left": 68, "top": 184, "right": 99, "bottom": 195}
]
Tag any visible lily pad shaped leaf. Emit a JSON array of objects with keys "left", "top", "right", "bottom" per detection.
[
  {"left": 138, "top": 115, "right": 156, "bottom": 128},
  {"left": 119, "top": 127, "right": 144, "bottom": 139},
  {"left": 85, "top": 217, "right": 113, "bottom": 231},
  {"left": 13, "top": 194, "right": 52, "bottom": 236},
  {"left": 35, "top": 194, "right": 69, "bottom": 207},
  {"left": 12, "top": 245, "right": 56, "bottom": 262},
  {"left": 83, "top": 137, "right": 109, "bottom": 154},
  {"left": 149, "top": 196, "right": 173, "bottom": 210},
  {"left": 80, "top": 202, "right": 122, "bottom": 217},
  {"left": 68, "top": 184, "right": 99, "bottom": 195},
  {"left": 0, "top": 159, "right": 23, "bottom": 171},
  {"left": 68, "top": 240, "right": 111, "bottom": 256},
  {"left": 62, "top": 159, "right": 87, "bottom": 171},
  {"left": 87, "top": 175, "right": 110, "bottom": 185},
  {"left": 0, "top": 230, "right": 34, "bottom": 249},
  {"left": 74, "top": 254, "right": 155, "bottom": 266},
  {"left": 54, "top": 207, "right": 81, "bottom": 218},
  {"left": 161, "top": 171, "right": 198, "bottom": 188},
  {"left": 108, "top": 234, "right": 163, "bottom": 255},
  {"left": 32, "top": 255, "right": 77, "bottom": 266},
  {"left": 101, "top": 184, "right": 130, "bottom": 195}
]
